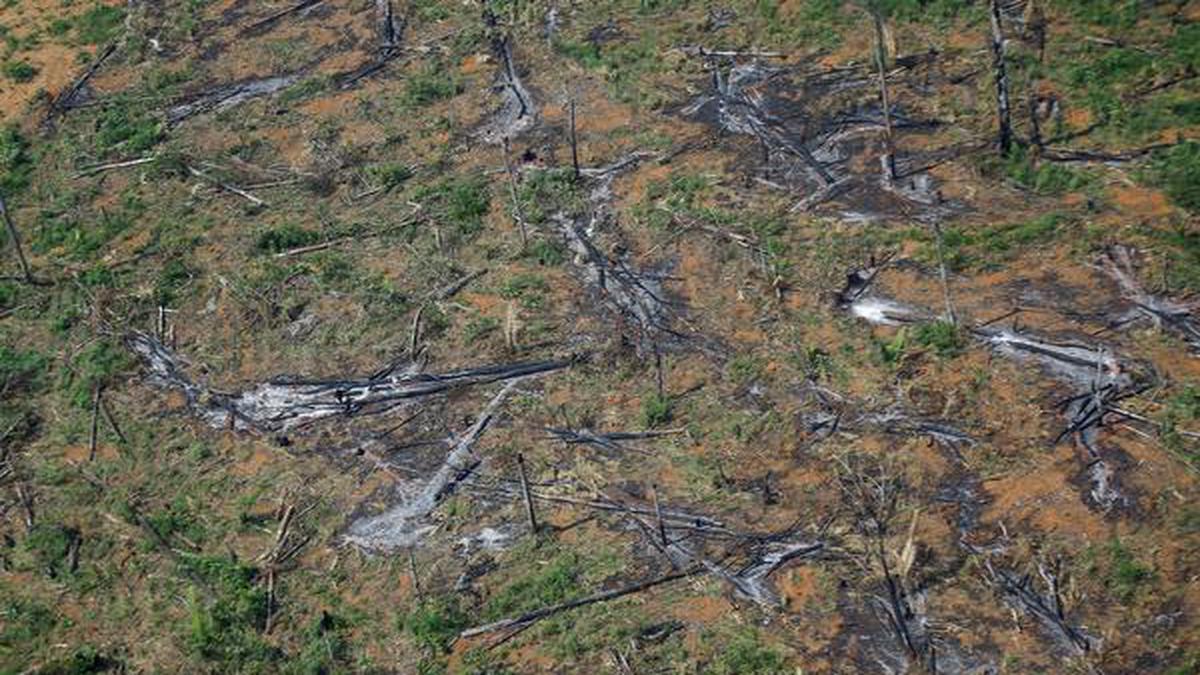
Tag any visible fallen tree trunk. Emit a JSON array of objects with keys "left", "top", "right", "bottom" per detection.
[
  {"left": 167, "top": 74, "right": 300, "bottom": 125},
  {"left": 1096, "top": 244, "right": 1200, "bottom": 351},
  {"left": 344, "top": 382, "right": 519, "bottom": 552},
  {"left": 44, "top": 42, "right": 119, "bottom": 127},
  {"left": 460, "top": 567, "right": 699, "bottom": 638},
  {"left": 126, "top": 331, "right": 577, "bottom": 433}
]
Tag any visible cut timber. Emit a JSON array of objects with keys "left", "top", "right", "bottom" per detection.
[{"left": 125, "top": 331, "right": 576, "bottom": 433}]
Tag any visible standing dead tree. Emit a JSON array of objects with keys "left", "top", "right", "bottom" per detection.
[
  {"left": 0, "top": 196, "right": 34, "bottom": 284},
  {"left": 862, "top": 1, "right": 897, "bottom": 182},
  {"left": 835, "top": 455, "right": 934, "bottom": 672},
  {"left": 983, "top": 558, "right": 1096, "bottom": 655},
  {"left": 988, "top": 0, "right": 1014, "bottom": 153}
]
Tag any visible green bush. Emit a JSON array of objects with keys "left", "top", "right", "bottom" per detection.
[
  {"left": 95, "top": 106, "right": 163, "bottom": 154},
  {"left": 33, "top": 645, "right": 120, "bottom": 674},
  {"left": 0, "top": 345, "right": 47, "bottom": 393},
  {"left": 180, "top": 554, "right": 276, "bottom": 666},
  {"left": 404, "top": 65, "right": 461, "bottom": 106},
  {"left": 1105, "top": 538, "right": 1153, "bottom": 603},
  {"left": 912, "top": 320, "right": 965, "bottom": 358},
  {"left": 22, "top": 524, "right": 79, "bottom": 579},
  {"left": 254, "top": 224, "right": 321, "bottom": 254},
  {"left": 0, "top": 125, "right": 32, "bottom": 195},
  {"left": 402, "top": 597, "right": 468, "bottom": 653},
  {"left": 64, "top": 339, "right": 132, "bottom": 408},
  {"left": 485, "top": 552, "right": 581, "bottom": 619},
  {"left": 0, "top": 598, "right": 57, "bottom": 657},
  {"left": 640, "top": 393, "right": 672, "bottom": 427},
  {"left": 525, "top": 239, "right": 566, "bottom": 266},
  {"left": 2, "top": 60, "right": 36, "bottom": 82},
  {"left": 414, "top": 176, "right": 490, "bottom": 237},
  {"left": 75, "top": 4, "right": 125, "bottom": 45},
  {"left": 1148, "top": 142, "right": 1200, "bottom": 213},
  {"left": 707, "top": 630, "right": 787, "bottom": 674}
]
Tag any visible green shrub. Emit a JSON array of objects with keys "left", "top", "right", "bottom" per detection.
[
  {"left": 64, "top": 339, "right": 132, "bottom": 408},
  {"left": 180, "top": 554, "right": 276, "bottom": 666},
  {"left": 0, "top": 345, "right": 47, "bottom": 393},
  {"left": 640, "top": 393, "right": 672, "bottom": 427},
  {"left": 525, "top": 239, "right": 566, "bottom": 266},
  {"left": 912, "top": 320, "right": 965, "bottom": 358},
  {"left": 485, "top": 552, "right": 581, "bottom": 619},
  {"left": 499, "top": 273, "right": 547, "bottom": 309},
  {"left": 707, "top": 629, "right": 787, "bottom": 674},
  {"left": 95, "top": 106, "right": 163, "bottom": 154},
  {"left": 254, "top": 224, "right": 321, "bottom": 254},
  {"left": 285, "top": 612, "right": 349, "bottom": 675},
  {"left": 517, "top": 168, "right": 583, "bottom": 225},
  {"left": 0, "top": 125, "right": 32, "bottom": 195},
  {"left": 2, "top": 60, "right": 36, "bottom": 82},
  {"left": 367, "top": 162, "right": 413, "bottom": 191},
  {"left": 34, "top": 645, "right": 120, "bottom": 674},
  {"left": 414, "top": 176, "right": 490, "bottom": 237},
  {"left": 0, "top": 598, "right": 57, "bottom": 656},
  {"left": 1105, "top": 538, "right": 1153, "bottom": 603},
  {"left": 22, "top": 523, "right": 79, "bottom": 579},
  {"left": 404, "top": 65, "right": 461, "bottom": 106},
  {"left": 1148, "top": 142, "right": 1200, "bottom": 213},
  {"left": 464, "top": 316, "right": 499, "bottom": 341},
  {"left": 75, "top": 4, "right": 125, "bottom": 45},
  {"left": 402, "top": 597, "right": 468, "bottom": 653}
]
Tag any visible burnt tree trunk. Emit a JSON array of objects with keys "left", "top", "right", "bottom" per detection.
[
  {"left": 0, "top": 196, "right": 33, "bottom": 284},
  {"left": 989, "top": 0, "right": 1014, "bottom": 154},
  {"left": 872, "top": 10, "right": 897, "bottom": 182}
]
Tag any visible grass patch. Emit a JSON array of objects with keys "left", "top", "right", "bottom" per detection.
[
  {"left": 74, "top": 3, "right": 126, "bottom": 45},
  {"left": 95, "top": 105, "right": 164, "bottom": 154},
  {"left": 932, "top": 213, "right": 1067, "bottom": 270},
  {"left": 485, "top": 551, "right": 582, "bottom": 620},
  {"left": 1103, "top": 537, "right": 1154, "bottom": 603},
  {"left": 706, "top": 628, "right": 787, "bottom": 674},
  {"left": 999, "top": 147, "right": 1096, "bottom": 196}
]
